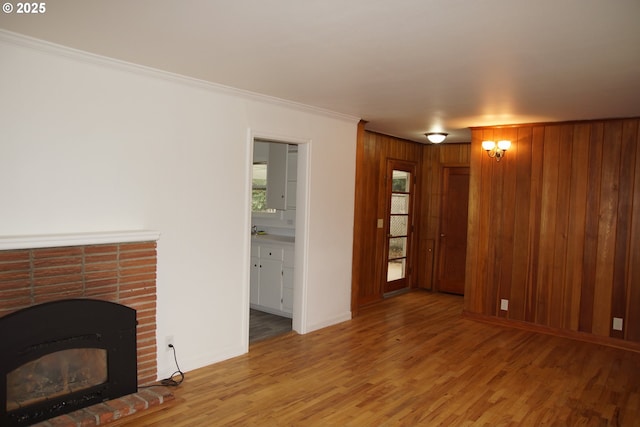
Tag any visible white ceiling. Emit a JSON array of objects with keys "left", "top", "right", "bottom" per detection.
[{"left": 1, "top": 0, "right": 639, "bottom": 143}]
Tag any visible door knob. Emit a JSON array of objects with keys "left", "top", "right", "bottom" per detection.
[{"left": 440, "top": 233, "right": 446, "bottom": 237}]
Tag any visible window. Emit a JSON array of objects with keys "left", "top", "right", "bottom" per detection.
[
  {"left": 388, "top": 170, "right": 410, "bottom": 282},
  {"left": 252, "top": 163, "right": 276, "bottom": 213}
]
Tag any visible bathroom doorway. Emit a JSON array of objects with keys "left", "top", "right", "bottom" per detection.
[{"left": 248, "top": 134, "right": 309, "bottom": 346}]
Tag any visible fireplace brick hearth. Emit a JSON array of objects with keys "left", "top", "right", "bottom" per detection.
[{"left": 31, "top": 387, "right": 175, "bottom": 427}]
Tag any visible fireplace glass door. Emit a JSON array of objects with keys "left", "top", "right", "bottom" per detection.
[
  {"left": 7, "top": 348, "right": 107, "bottom": 412},
  {"left": 1, "top": 299, "right": 138, "bottom": 427}
]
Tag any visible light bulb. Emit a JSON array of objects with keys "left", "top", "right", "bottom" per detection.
[
  {"left": 482, "top": 140, "right": 496, "bottom": 151},
  {"left": 497, "top": 140, "right": 511, "bottom": 150}
]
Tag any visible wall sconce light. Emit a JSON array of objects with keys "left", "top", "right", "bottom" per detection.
[
  {"left": 482, "top": 140, "right": 511, "bottom": 161},
  {"left": 425, "top": 132, "right": 448, "bottom": 144}
]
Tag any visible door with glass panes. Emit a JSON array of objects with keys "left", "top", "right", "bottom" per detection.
[{"left": 384, "top": 160, "right": 416, "bottom": 294}]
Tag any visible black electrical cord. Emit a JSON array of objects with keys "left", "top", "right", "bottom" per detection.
[
  {"left": 160, "top": 344, "right": 185, "bottom": 386},
  {"left": 139, "top": 343, "right": 185, "bottom": 389}
]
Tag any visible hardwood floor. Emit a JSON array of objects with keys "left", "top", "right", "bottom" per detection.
[{"left": 125, "top": 291, "right": 640, "bottom": 426}]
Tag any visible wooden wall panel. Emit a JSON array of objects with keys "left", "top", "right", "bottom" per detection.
[
  {"left": 465, "top": 136, "right": 483, "bottom": 313},
  {"left": 610, "top": 120, "right": 638, "bottom": 340},
  {"left": 592, "top": 121, "right": 621, "bottom": 336},
  {"left": 351, "top": 121, "right": 368, "bottom": 315},
  {"left": 479, "top": 129, "right": 498, "bottom": 315},
  {"left": 550, "top": 125, "right": 573, "bottom": 329},
  {"left": 509, "top": 127, "right": 533, "bottom": 320},
  {"left": 352, "top": 130, "right": 424, "bottom": 308},
  {"left": 536, "top": 125, "right": 559, "bottom": 326},
  {"left": 497, "top": 127, "right": 518, "bottom": 319},
  {"left": 564, "top": 124, "right": 590, "bottom": 330},
  {"left": 352, "top": 126, "right": 383, "bottom": 308},
  {"left": 579, "top": 123, "right": 604, "bottom": 332},
  {"left": 627, "top": 121, "right": 640, "bottom": 341},
  {"left": 466, "top": 118, "right": 640, "bottom": 348},
  {"left": 526, "top": 126, "right": 545, "bottom": 323}
]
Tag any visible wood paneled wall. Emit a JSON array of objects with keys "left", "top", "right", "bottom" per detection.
[
  {"left": 465, "top": 118, "right": 640, "bottom": 348},
  {"left": 351, "top": 124, "right": 470, "bottom": 311}
]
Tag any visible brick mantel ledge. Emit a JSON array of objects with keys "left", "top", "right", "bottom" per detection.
[{"left": 0, "top": 230, "right": 161, "bottom": 250}]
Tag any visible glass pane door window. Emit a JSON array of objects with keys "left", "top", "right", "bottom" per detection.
[{"left": 387, "top": 170, "right": 411, "bottom": 282}]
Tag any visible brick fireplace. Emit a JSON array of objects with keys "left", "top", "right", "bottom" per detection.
[{"left": 0, "top": 233, "right": 159, "bottom": 388}]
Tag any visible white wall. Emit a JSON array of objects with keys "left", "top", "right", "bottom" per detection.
[{"left": 0, "top": 32, "right": 357, "bottom": 378}]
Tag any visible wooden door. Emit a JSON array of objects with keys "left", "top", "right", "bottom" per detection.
[
  {"left": 437, "top": 167, "right": 470, "bottom": 295},
  {"left": 383, "top": 160, "right": 417, "bottom": 294}
]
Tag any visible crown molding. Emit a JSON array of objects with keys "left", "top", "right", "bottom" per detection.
[{"left": 0, "top": 29, "right": 360, "bottom": 124}]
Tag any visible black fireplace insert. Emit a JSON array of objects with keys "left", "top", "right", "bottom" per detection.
[{"left": 0, "top": 299, "right": 138, "bottom": 426}]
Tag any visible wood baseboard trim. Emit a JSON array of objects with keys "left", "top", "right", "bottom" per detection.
[{"left": 462, "top": 310, "right": 640, "bottom": 353}]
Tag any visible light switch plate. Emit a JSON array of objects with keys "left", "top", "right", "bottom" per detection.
[
  {"left": 500, "top": 299, "right": 509, "bottom": 311},
  {"left": 613, "top": 317, "right": 623, "bottom": 331}
]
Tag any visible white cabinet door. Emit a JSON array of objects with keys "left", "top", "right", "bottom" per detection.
[
  {"left": 286, "top": 181, "right": 297, "bottom": 210},
  {"left": 282, "top": 267, "right": 294, "bottom": 313},
  {"left": 266, "top": 143, "right": 288, "bottom": 210},
  {"left": 286, "top": 151, "right": 297, "bottom": 210},
  {"left": 259, "top": 258, "right": 283, "bottom": 311},
  {"left": 287, "top": 150, "right": 298, "bottom": 178},
  {"left": 250, "top": 256, "right": 260, "bottom": 305},
  {"left": 250, "top": 241, "right": 293, "bottom": 316},
  {"left": 260, "top": 245, "right": 283, "bottom": 261},
  {"left": 282, "top": 248, "right": 294, "bottom": 314}
]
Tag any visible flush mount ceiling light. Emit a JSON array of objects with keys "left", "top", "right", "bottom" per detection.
[{"left": 425, "top": 132, "right": 448, "bottom": 144}]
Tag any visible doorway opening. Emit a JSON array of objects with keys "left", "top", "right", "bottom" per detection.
[{"left": 248, "top": 135, "right": 308, "bottom": 346}]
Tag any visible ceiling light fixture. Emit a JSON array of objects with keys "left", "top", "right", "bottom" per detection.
[
  {"left": 481, "top": 140, "right": 511, "bottom": 161},
  {"left": 425, "top": 132, "right": 448, "bottom": 144}
]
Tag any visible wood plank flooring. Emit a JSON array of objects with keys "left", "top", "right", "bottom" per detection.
[{"left": 124, "top": 291, "right": 640, "bottom": 426}]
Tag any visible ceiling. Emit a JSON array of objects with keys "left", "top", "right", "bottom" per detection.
[{"left": 1, "top": 0, "right": 639, "bottom": 143}]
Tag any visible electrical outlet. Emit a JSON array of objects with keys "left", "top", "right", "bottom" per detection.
[
  {"left": 613, "top": 317, "right": 623, "bottom": 331},
  {"left": 500, "top": 299, "right": 509, "bottom": 311},
  {"left": 165, "top": 335, "right": 174, "bottom": 350}
]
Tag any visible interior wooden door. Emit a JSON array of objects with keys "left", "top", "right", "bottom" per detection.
[
  {"left": 437, "top": 167, "right": 470, "bottom": 295},
  {"left": 383, "top": 160, "right": 417, "bottom": 294}
]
